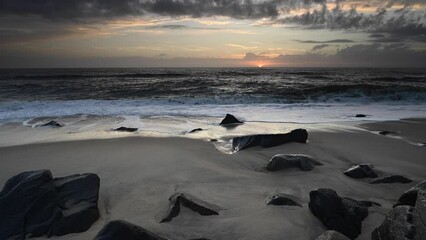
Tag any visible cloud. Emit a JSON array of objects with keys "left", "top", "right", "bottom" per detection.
[
  {"left": 311, "top": 44, "right": 330, "bottom": 51},
  {"left": 296, "top": 39, "right": 355, "bottom": 43},
  {"left": 279, "top": 2, "right": 426, "bottom": 42},
  {"left": 0, "top": 0, "right": 284, "bottom": 21}
]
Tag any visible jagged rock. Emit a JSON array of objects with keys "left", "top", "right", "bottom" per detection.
[
  {"left": 41, "top": 121, "right": 62, "bottom": 128},
  {"left": 219, "top": 114, "right": 243, "bottom": 125},
  {"left": 267, "top": 154, "right": 322, "bottom": 172},
  {"left": 189, "top": 128, "right": 203, "bottom": 133},
  {"left": 395, "top": 180, "right": 426, "bottom": 207},
  {"left": 372, "top": 182, "right": 426, "bottom": 240},
  {"left": 343, "top": 164, "right": 377, "bottom": 179},
  {"left": 0, "top": 170, "right": 100, "bottom": 239},
  {"left": 371, "top": 175, "right": 412, "bottom": 184},
  {"left": 94, "top": 220, "right": 167, "bottom": 240},
  {"left": 114, "top": 127, "right": 138, "bottom": 132},
  {"left": 266, "top": 194, "right": 302, "bottom": 207},
  {"left": 160, "top": 193, "right": 219, "bottom": 223},
  {"left": 49, "top": 173, "right": 100, "bottom": 236},
  {"left": 309, "top": 189, "right": 368, "bottom": 240},
  {"left": 315, "top": 230, "right": 351, "bottom": 240},
  {"left": 232, "top": 129, "right": 308, "bottom": 151},
  {"left": 355, "top": 114, "right": 367, "bottom": 118},
  {"left": 372, "top": 205, "right": 416, "bottom": 240}
]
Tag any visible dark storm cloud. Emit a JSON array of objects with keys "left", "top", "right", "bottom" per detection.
[
  {"left": 0, "top": 0, "right": 284, "bottom": 20},
  {"left": 279, "top": 2, "right": 426, "bottom": 42},
  {"left": 296, "top": 39, "right": 355, "bottom": 43}
]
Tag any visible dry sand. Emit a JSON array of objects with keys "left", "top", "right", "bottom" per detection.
[{"left": 0, "top": 120, "right": 425, "bottom": 240}]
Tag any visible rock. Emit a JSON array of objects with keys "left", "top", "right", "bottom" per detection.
[
  {"left": 315, "top": 230, "right": 351, "bottom": 240},
  {"left": 343, "top": 164, "right": 377, "bottom": 179},
  {"left": 374, "top": 190, "right": 426, "bottom": 240},
  {"left": 49, "top": 173, "right": 100, "bottom": 236},
  {"left": 379, "top": 131, "right": 397, "bottom": 136},
  {"left": 219, "top": 114, "right": 243, "bottom": 125},
  {"left": 189, "top": 128, "right": 203, "bottom": 133},
  {"left": 232, "top": 129, "right": 308, "bottom": 151},
  {"left": 160, "top": 193, "right": 219, "bottom": 223},
  {"left": 267, "top": 154, "right": 322, "bottom": 172},
  {"left": 395, "top": 180, "right": 426, "bottom": 207},
  {"left": 309, "top": 188, "right": 368, "bottom": 239},
  {"left": 0, "top": 170, "right": 60, "bottom": 239},
  {"left": 41, "top": 121, "right": 62, "bottom": 128},
  {"left": 0, "top": 170, "right": 100, "bottom": 239},
  {"left": 114, "top": 127, "right": 138, "bottom": 132},
  {"left": 94, "top": 220, "right": 167, "bottom": 240},
  {"left": 371, "top": 175, "right": 412, "bottom": 184},
  {"left": 355, "top": 114, "right": 367, "bottom": 118},
  {"left": 266, "top": 194, "right": 302, "bottom": 207},
  {"left": 372, "top": 205, "right": 416, "bottom": 240},
  {"left": 209, "top": 139, "right": 218, "bottom": 142}
]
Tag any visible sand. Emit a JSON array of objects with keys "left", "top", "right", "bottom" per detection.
[{"left": 0, "top": 120, "right": 425, "bottom": 240}]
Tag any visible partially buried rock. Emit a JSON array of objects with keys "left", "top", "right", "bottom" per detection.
[
  {"left": 309, "top": 188, "right": 369, "bottom": 240},
  {"left": 267, "top": 154, "right": 322, "bottom": 172},
  {"left": 114, "top": 127, "right": 138, "bottom": 132},
  {"left": 219, "top": 114, "right": 243, "bottom": 125},
  {"left": 41, "top": 120, "right": 62, "bottom": 128},
  {"left": 395, "top": 180, "right": 426, "bottom": 207},
  {"left": 0, "top": 170, "right": 100, "bottom": 239},
  {"left": 189, "top": 128, "right": 203, "bottom": 133},
  {"left": 94, "top": 220, "right": 167, "bottom": 240},
  {"left": 379, "top": 131, "right": 397, "bottom": 136},
  {"left": 355, "top": 114, "right": 367, "bottom": 118},
  {"left": 266, "top": 194, "right": 302, "bottom": 207},
  {"left": 232, "top": 128, "right": 308, "bottom": 151},
  {"left": 315, "top": 230, "right": 351, "bottom": 240},
  {"left": 371, "top": 175, "right": 412, "bottom": 184},
  {"left": 343, "top": 164, "right": 377, "bottom": 179},
  {"left": 161, "top": 193, "right": 219, "bottom": 223}
]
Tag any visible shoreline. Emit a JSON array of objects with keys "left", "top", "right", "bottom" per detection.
[{"left": 0, "top": 118, "right": 425, "bottom": 239}]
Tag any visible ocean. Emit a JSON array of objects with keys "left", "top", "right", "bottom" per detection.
[{"left": 0, "top": 67, "right": 425, "bottom": 146}]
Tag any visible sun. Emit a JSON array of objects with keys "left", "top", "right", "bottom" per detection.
[{"left": 257, "top": 64, "right": 263, "bottom": 68}]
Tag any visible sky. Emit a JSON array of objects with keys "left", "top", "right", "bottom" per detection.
[{"left": 0, "top": 0, "right": 425, "bottom": 68}]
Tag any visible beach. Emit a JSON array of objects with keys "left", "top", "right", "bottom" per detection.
[{"left": 1, "top": 118, "right": 424, "bottom": 240}]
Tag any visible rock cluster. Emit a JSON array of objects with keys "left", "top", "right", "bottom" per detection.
[{"left": 0, "top": 170, "right": 100, "bottom": 239}]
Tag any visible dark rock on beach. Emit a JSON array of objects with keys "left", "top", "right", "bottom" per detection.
[
  {"left": 370, "top": 175, "right": 412, "bottom": 184},
  {"left": 189, "top": 128, "right": 203, "bottom": 133},
  {"left": 395, "top": 180, "right": 426, "bottom": 207},
  {"left": 372, "top": 180, "right": 426, "bottom": 240},
  {"left": 315, "top": 230, "right": 351, "bottom": 240},
  {"left": 379, "top": 130, "right": 397, "bottom": 136},
  {"left": 309, "top": 188, "right": 369, "bottom": 239},
  {"left": 343, "top": 164, "right": 377, "bottom": 179},
  {"left": 49, "top": 173, "right": 100, "bottom": 236},
  {"left": 219, "top": 114, "right": 243, "bottom": 125},
  {"left": 355, "top": 114, "right": 367, "bottom": 118},
  {"left": 161, "top": 193, "right": 219, "bottom": 223},
  {"left": 266, "top": 194, "right": 302, "bottom": 207},
  {"left": 0, "top": 170, "right": 100, "bottom": 239},
  {"left": 94, "top": 220, "right": 168, "bottom": 240},
  {"left": 114, "top": 127, "right": 138, "bottom": 132},
  {"left": 267, "top": 154, "right": 322, "bottom": 172},
  {"left": 232, "top": 128, "right": 308, "bottom": 151},
  {"left": 41, "top": 120, "right": 62, "bottom": 128}
]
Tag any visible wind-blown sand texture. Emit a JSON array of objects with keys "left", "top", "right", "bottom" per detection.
[{"left": 0, "top": 120, "right": 425, "bottom": 240}]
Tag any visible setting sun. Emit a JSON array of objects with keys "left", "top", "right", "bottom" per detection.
[{"left": 258, "top": 64, "right": 263, "bottom": 68}]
